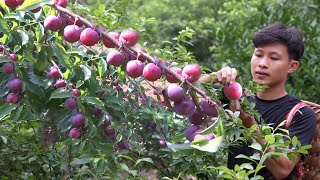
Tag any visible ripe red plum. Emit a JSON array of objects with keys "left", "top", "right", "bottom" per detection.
[
  {"left": 9, "top": 54, "right": 17, "bottom": 62},
  {"left": 187, "top": 109, "right": 205, "bottom": 125},
  {"left": 126, "top": 60, "right": 144, "bottom": 78},
  {"left": 2, "top": 63, "right": 14, "bottom": 74},
  {"left": 166, "top": 67, "right": 182, "bottom": 83},
  {"left": 182, "top": 64, "right": 202, "bottom": 83},
  {"left": 119, "top": 29, "right": 139, "bottom": 47},
  {"left": 173, "top": 98, "right": 195, "bottom": 116},
  {"left": 102, "top": 32, "right": 120, "bottom": 48},
  {"left": 6, "top": 93, "right": 18, "bottom": 103},
  {"left": 224, "top": 82, "right": 243, "bottom": 100},
  {"left": 65, "top": 98, "right": 77, "bottom": 109},
  {"left": 193, "top": 131, "right": 215, "bottom": 141},
  {"left": 7, "top": 78, "right": 22, "bottom": 92},
  {"left": 143, "top": 63, "right": 162, "bottom": 81},
  {"left": 165, "top": 83, "right": 184, "bottom": 102},
  {"left": 69, "top": 113, "right": 85, "bottom": 127},
  {"left": 54, "top": 0, "right": 68, "bottom": 8},
  {"left": 49, "top": 67, "right": 60, "bottom": 78},
  {"left": 4, "top": 0, "right": 19, "bottom": 8},
  {"left": 63, "top": 25, "right": 81, "bottom": 43},
  {"left": 200, "top": 100, "right": 218, "bottom": 117},
  {"left": 107, "top": 50, "right": 124, "bottom": 66},
  {"left": 69, "top": 128, "right": 81, "bottom": 138},
  {"left": 44, "top": 15, "right": 62, "bottom": 31},
  {"left": 80, "top": 28, "right": 99, "bottom": 46},
  {"left": 185, "top": 124, "right": 200, "bottom": 141}
]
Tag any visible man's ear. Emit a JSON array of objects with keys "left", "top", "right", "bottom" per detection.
[{"left": 288, "top": 60, "right": 300, "bottom": 74}]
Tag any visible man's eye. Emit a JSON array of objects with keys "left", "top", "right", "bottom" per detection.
[
  {"left": 271, "top": 57, "right": 279, "bottom": 60},
  {"left": 255, "top": 54, "right": 262, "bottom": 57}
]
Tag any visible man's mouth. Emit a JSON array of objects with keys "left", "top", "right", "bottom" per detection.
[{"left": 256, "top": 71, "right": 269, "bottom": 76}]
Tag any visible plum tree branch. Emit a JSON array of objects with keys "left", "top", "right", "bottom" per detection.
[{"left": 47, "top": 3, "right": 220, "bottom": 109}]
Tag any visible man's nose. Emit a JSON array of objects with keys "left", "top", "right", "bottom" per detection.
[{"left": 258, "top": 57, "right": 268, "bottom": 68}]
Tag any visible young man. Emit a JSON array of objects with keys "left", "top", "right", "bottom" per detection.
[{"left": 216, "top": 23, "right": 316, "bottom": 179}]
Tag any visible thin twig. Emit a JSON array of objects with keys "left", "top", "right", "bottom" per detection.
[{"left": 127, "top": 77, "right": 148, "bottom": 104}]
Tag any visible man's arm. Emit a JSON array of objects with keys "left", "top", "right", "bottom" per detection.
[
  {"left": 237, "top": 111, "right": 300, "bottom": 180},
  {"left": 217, "top": 67, "right": 300, "bottom": 180}
]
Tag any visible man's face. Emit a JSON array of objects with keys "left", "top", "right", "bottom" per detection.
[{"left": 250, "top": 43, "right": 296, "bottom": 88}]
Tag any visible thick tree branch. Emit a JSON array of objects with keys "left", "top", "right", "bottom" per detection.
[{"left": 47, "top": 3, "right": 220, "bottom": 109}]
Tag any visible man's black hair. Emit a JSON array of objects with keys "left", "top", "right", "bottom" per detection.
[{"left": 252, "top": 23, "right": 304, "bottom": 61}]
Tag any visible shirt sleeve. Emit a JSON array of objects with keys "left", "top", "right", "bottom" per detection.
[{"left": 287, "top": 106, "right": 317, "bottom": 147}]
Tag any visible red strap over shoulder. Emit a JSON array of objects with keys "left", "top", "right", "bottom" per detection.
[
  {"left": 284, "top": 101, "right": 308, "bottom": 180},
  {"left": 284, "top": 102, "right": 307, "bottom": 129}
]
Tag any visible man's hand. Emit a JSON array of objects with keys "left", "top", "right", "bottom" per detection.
[
  {"left": 216, "top": 67, "right": 254, "bottom": 127},
  {"left": 229, "top": 100, "right": 257, "bottom": 128},
  {"left": 216, "top": 66, "right": 237, "bottom": 85}
]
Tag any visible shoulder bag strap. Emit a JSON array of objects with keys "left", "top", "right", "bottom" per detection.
[
  {"left": 284, "top": 101, "right": 308, "bottom": 180},
  {"left": 284, "top": 102, "right": 307, "bottom": 129}
]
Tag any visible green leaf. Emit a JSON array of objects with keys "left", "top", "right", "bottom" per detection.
[
  {"left": 96, "top": 160, "right": 106, "bottom": 173},
  {"left": 86, "top": 124, "right": 97, "bottom": 137},
  {"left": 25, "top": 82, "right": 46, "bottom": 98},
  {"left": 235, "top": 154, "right": 257, "bottom": 163},
  {"left": 97, "top": 115, "right": 105, "bottom": 126},
  {"left": 0, "top": 15, "right": 9, "bottom": 35},
  {"left": 292, "top": 136, "right": 300, "bottom": 148},
  {"left": 29, "top": 74, "right": 52, "bottom": 89},
  {"left": 23, "top": 49, "right": 37, "bottom": 63},
  {"left": 82, "top": 96, "right": 104, "bottom": 109},
  {"left": 278, "top": 128, "right": 289, "bottom": 135},
  {"left": 57, "top": 116, "right": 72, "bottom": 133},
  {"left": 0, "top": 136, "right": 7, "bottom": 144},
  {"left": 98, "top": 4, "right": 105, "bottom": 14},
  {"left": 76, "top": 80, "right": 84, "bottom": 88},
  {"left": 80, "top": 65, "right": 92, "bottom": 80},
  {"left": 95, "top": 143, "right": 114, "bottom": 154},
  {"left": 167, "top": 142, "right": 193, "bottom": 151},
  {"left": 120, "top": 163, "right": 129, "bottom": 172},
  {"left": 28, "top": 157, "right": 37, "bottom": 163},
  {"left": 190, "top": 136, "right": 223, "bottom": 153},
  {"left": 50, "top": 88, "right": 73, "bottom": 99},
  {"left": 98, "top": 58, "right": 107, "bottom": 77},
  {"left": 35, "top": 23, "right": 44, "bottom": 42},
  {"left": 190, "top": 138, "right": 209, "bottom": 145},
  {"left": 0, "top": 57, "right": 10, "bottom": 63},
  {"left": 260, "top": 151, "right": 274, "bottom": 164},
  {"left": 277, "top": 120, "right": 286, "bottom": 128},
  {"left": 16, "top": 0, "right": 52, "bottom": 11},
  {"left": 70, "top": 158, "right": 92, "bottom": 167},
  {"left": 232, "top": 111, "right": 240, "bottom": 119},
  {"left": 11, "top": 105, "right": 24, "bottom": 120},
  {"left": 135, "top": 158, "right": 154, "bottom": 166},
  {"left": 171, "top": 133, "right": 186, "bottom": 143},
  {"left": 250, "top": 152, "right": 261, "bottom": 161},
  {"left": 249, "top": 142, "right": 262, "bottom": 151},
  {"left": 52, "top": 43, "right": 72, "bottom": 69},
  {"left": 214, "top": 166, "right": 235, "bottom": 177},
  {"left": 118, "top": 155, "right": 135, "bottom": 162},
  {"left": 0, "top": 104, "right": 18, "bottom": 120},
  {"left": 255, "top": 164, "right": 265, "bottom": 173},
  {"left": 265, "top": 134, "right": 275, "bottom": 144},
  {"left": 17, "top": 29, "right": 29, "bottom": 45},
  {"left": 239, "top": 163, "right": 254, "bottom": 170},
  {"left": 220, "top": 174, "right": 234, "bottom": 179}
]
